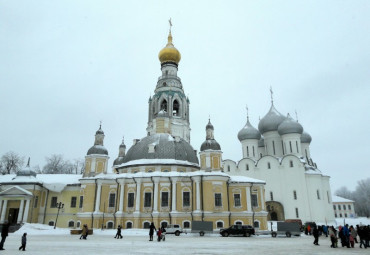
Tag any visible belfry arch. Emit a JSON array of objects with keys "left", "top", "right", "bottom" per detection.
[
  {"left": 173, "top": 99, "right": 180, "bottom": 116},
  {"left": 160, "top": 99, "right": 168, "bottom": 112},
  {"left": 266, "top": 201, "right": 285, "bottom": 221}
]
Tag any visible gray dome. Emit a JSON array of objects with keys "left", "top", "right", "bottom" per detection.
[
  {"left": 17, "top": 165, "right": 37, "bottom": 178},
  {"left": 206, "top": 120, "right": 214, "bottom": 130},
  {"left": 200, "top": 139, "right": 221, "bottom": 151},
  {"left": 87, "top": 145, "right": 108, "bottom": 155},
  {"left": 96, "top": 126, "right": 104, "bottom": 135},
  {"left": 277, "top": 114, "right": 303, "bottom": 135},
  {"left": 258, "top": 137, "right": 265, "bottom": 147},
  {"left": 238, "top": 119, "right": 261, "bottom": 141},
  {"left": 113, "top": 156, "right": 125, "bottom": 166},
  {"left": 258, "top": 104, "right": 286, "bottom": 134},
  {"left": 123, "top": 134, "right": 199, "bottom": 165},
  {"left": 301, "top": 131, "right": 312, "bottom": 143}
]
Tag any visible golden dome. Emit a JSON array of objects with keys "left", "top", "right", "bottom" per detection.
[{"left": 158, "top": 32, "right": 181, "bottom": 65}]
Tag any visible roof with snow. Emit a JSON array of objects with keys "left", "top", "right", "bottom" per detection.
[{"left": 332, "top": 195, "right": 354, "bottom": 203}]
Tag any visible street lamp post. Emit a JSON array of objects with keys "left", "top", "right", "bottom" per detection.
[{"left": 54, "top": 202, "right": 64, "bottom": 229}]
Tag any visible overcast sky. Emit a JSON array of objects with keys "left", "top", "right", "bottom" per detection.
[{"left": 1, "top": 0, "right": 369, "bottom": 192}]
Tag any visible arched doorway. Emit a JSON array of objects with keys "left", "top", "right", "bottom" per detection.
[{"left": 266, "top": 201, "right": 285, "bottom": 221}]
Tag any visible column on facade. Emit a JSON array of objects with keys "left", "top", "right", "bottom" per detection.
[
  {"left": 17, "top": 199, "right": 25, "bottom": 223},
  {"left": 22, "top": 199, "right": 30, "bottom": 223},
  {"left": 193, "top": 176, "right": 201, "bottom": 212},
  {"left": 118, "top": 179, "right": 125, "bottom": 213},
  {"left": 153, "top": 177, "right": 160, "bottom": 212},
  {"left": 246, "top": 187, "right": 251, "bottom": 212},
  {"left": 135, "top": 179, "right": 142, "bottom": 212},
  {"left": 94, "top": 182, "right": 102, "bottom": 213},
  {"left": 0, "top": 200, "right": 7, "bottom": 223},
  {"left": 0, "top": 199, "right": 2, "bottom": 219},
  {"left": 171, "top": 177, "right": 178, "bottom": 212}
]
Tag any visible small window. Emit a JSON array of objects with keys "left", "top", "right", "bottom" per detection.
[
  {"left": 338, "top": 205, "right": 341, "bottom": 210},
  {"left": 272, "top": 141, "right": 276, "bottom": 155},
  {"left": 335, "top": 214, "right": 337, "bottom": 218},
  {"left": 183, "top": 192, "right": 190, "bottom": 207},
  {"left": 270, "top": 192, "right": 273, "bottom": 201},
  {"left": 128, "top": 193, "right": 135, "bottom": 208},
  {"left": 109, "top": 193, "right": 116, "bottom": 208},
  {"left": 295, "top": 208, "right": 299, "bottom": 218},
  {"left": 161, "top": 192, "right": 169, "bottom": 207},
  {"left": 34, "top": 196, "right": 39, "bottom": 208},
  {"left": 51, "top": 197, "right": 57, "bottom": 208},
  {"left": 253, "top": 146, "right": 255, "bottom": 157},
  {"left": 254, "top": 221, "right": 260, "bottom": 228},
  {"left": 246, "top": 164, "right": 249, "bottom": 171},
  {"left": 267, "top": 162, "right": 271, "bottom": 169},
  {"left": 144, "top": 192, "right": 152, "bottom": 207},
  {"left": 48, "top": 221, "right": 54, "bottom": 226},
  {"left": 247, "top": 146, "right": 249, "bottom": 157},
  {"left": 234, "top": 194, "right": 241, "bottom": 207},
  {"left": 215, "top": 193, "right": 222, "bottom": 207},
  {"left": 68, "top": 221, "right": 74, "bottom": 228},
  {"left": 126, "top": 222, "right": 133, "bottom": 229},
  {"left": 345, "top": 213, "right": 348, "bottom": 217},
  {"left": 107, "top": 222, "right": 114, "bottom": 229},
  {"left": 161, "top": 222, "right": 168, "bottom": 228},
  {"left": 348, "top": 205, "right": 351, "bottom": 210},
  {"left": 293, "top": 190, "right": 297, "bottom": 200},
  {"left": 333, "top": 205, "right": 336, "bottom": 210},
  {"left": 183, "top": 222, "right": 190, "bottom": 229},
  {"left": 235, "top": 221, "right": 242, "bottom": 225},
  {"left": 227, "top": 166, "right": 230, "bottom": 172},
  {"left": 290, "top": 160, "right": 293, "bottom": 167},
  {"left": 79, "top": 196, "right": 84, "bottom": 208},
  {"left": 339, "top": 213, "right": 342, "bottom": 217},
  {"left": 143, "top": 222, "right": 150, "bottom": 229},
  {"left": 217, "top": 221, "right": 223, "bottom": 228},
  {"left": 343, "top": 205, "right": 346, "bottom": 210},
  {"left": 251, "top": 194, "right": 258, "bottom": 207},
  {"left": 77, "top": 222, "right": 81, "bottom": 228},
  {"left": 289, "top": 141, "right": 293, "bottom": 153},
  {"left": 71, "top": 197, "right": 77, "bottom": 208},
  {"left": 316, "top": 190, "right": 320, "bottom": 200}
]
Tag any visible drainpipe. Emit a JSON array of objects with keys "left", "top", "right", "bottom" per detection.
[
  {"left": 114, "top": 178, "right": 119, "bottom": 228},
  {"left": 29, "top": 184, "right": 36, "bottom": 223},
  {"left": 190, "top": 177, "right": 194, "bottom": 224},
  {"left": 250, "top": 183, "right": 255, "bottom": 227},
  {"left": 227, "top": 180, "right": 231, "bottom": 226},
  {"left": 150, "top": 177, "right": 154, "bottom": 223},
  {"left": 42, "top": 188, "right": 49, "bottom": 224},
  {"left": 92, "top": 178, "right": 97, "bottom": 228},
  {"left": 169, "top": 177, "right": 172, "bottom": 224},
  {"left": 201, "top": 175, "right": 204, "bottom": 221},
  {"left": 132, "top": 177, "right": 137, "bottom": 228}
]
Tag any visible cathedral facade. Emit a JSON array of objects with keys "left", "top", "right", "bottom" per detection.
[{"left": 0, "top": 28, "right": 269, "bottom": 231}]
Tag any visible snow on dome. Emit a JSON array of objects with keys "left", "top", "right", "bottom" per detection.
[
  {"left": 301, "top": 131, "right": 312, "bottom": 143},
  {"left": 258, "top": 104, "right": 286, "bottom": 134},
  {"left": 87, "top": 145, "right": 108, "bottom": 155},
  {"left": 200, "top": 139, "right": 221, "bottom": 151}
]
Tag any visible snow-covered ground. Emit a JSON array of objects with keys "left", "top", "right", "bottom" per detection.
[{"left": 2, "top": 218, "right": 369, "bottom": 255}]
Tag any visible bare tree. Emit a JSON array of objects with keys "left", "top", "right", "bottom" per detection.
[
  {"left": 43, "top": 154, "right": 69, "bottom": 174},
  {"left": 335, "top": 186, "right": 353, "bottom": 200},
  {"left": 73, "top": 158, "right": 85, "bottom": 174},
  {"left": 353, "top": 178, "right": 370, "bottom": 217},
  {"left": 32, "top": 164, "right": 42, "bottom": 174},
  {"left": 1, "top": 151, "right": 24, "bottom": 174}
]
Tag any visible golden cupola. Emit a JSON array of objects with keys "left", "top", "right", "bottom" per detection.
[{"left": 158, "top": 31, "right": 181, "bottom": 65}]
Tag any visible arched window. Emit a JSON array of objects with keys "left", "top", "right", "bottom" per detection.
[
  {"left": 143, "top": 222, "right": 150, "bottom": 229},
  {"left": 173, "top": 99, "right": 180, "bottom": 116},
  {"left": 267, "top": 162, "right": 271, "bottom": 169},
  {"left": 272, "top": 141, "right": 276, "bottom": 155},
  {"left": 126, "top": 222, "right": 133, "bottom": 229},
  {"left": 107, "top": 221, "right": 114, "bottom": 229},
  {"left": 289, "top": 141, "right": 293, "bottom": 153},
  {"left": 161, "top": 221, "right": 168, "bottom": 228},
  {"left": 246, "top": 164, "right": 249, "bottom": 171},
  {"left": 160, "top": 99, "right": 167, "bottom": 112},
  {"left": 254, "top": 221, "right": 260, "bottom": 228},
  {"left": 247, "top": 146, "right": 249, "bottom": 157},
  {"left": 227, "top": 166, "right": 230, "bottom": 172},
  {"left": 216, "top": 221, "right": 223, "bottom": 228},
  {"left": 235, "top": 221, "right": 242, "bottom": 225},
  {"left": 48, "top": 221, "right": 54, "bottom": 227},
  {"left": 290, "top": 160, "right": 294, "bottom": 167},
  {"left": 76, "top": 221, "right": 81, "bottom": 228},
  {"left": 270, "top": 192, "right": 273, "bottom": 201},
  {"left": 293, "top": 190, "right": 297, "bottom": 200},
  {"left": 253, "top": 146, "right": 255, "bottom": 157},
  {"left": 68, "top": 221, "right": 74, "bottom": 228}
]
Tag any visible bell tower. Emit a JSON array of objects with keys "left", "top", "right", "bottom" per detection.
[{"left": 147, "top": 20, "right": 191, "bottom": 142}]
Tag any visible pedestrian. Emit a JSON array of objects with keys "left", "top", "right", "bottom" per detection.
[
  {"left": 114, "top": 225, "right": 123, "bottom": 239},
  {"left": 313, "top": 226, "right": 319, "bottom": 245},
  {"left": 365, "top": 226, "right": 370, "bottom": 248},
  {"left": 329, "top": 226, "right": 337, "bottom": 248},
  {"left": 19, "top": 233, "right": 27, "bottom": 251},
  {"left": 358, "top": 226, "right": 366, "bottom": 249},
  {"left": 307, "top": 225, "right": 311, "bottom": 236},
  {"left": 80, "top": 224, "right": 89, "bottom": 240},
  {"left": 350, "top": 225, "right": 358, "bottom": 244},
  {"left": 0, "top": 221, "right": 9, "bottom": 250},
  {"left": 343, "top": 224, "right": 350, "bottom": 248},
  {"left": 160, "top": 226, "right": 166, "bottom": 241},
  {"left": 157, "top": 228, "right": 162, "bottom": 242},
  {"left": 149, "top": 222, "right": 156, "bottom": 241}
]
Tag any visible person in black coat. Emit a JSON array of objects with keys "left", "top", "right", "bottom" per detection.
[
  {"left": 114, "top": 225, "right": 123, "bottom": 239},
  {"left": 149, "top": 222, "right": 156, "bottom": 241},
  {"left": 313, "top": 226, "right": 319, "bottom": 245},
  {"left": 19, "top": 233, "right": 27, "bottom": 251},
  {"left": 0, "top": 221, "right": 9, "bottom": 250}
]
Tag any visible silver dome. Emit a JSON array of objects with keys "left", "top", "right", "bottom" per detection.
[
  {"left": 17, "top": 165, "right": 37, "bottom": 177},
  {"left": 277, "top": 114, "right": 303, "bottom": 135},
  {"left": 301, "top": 131, "right": 312, "bottom": 143},
  {"left": 200, "top": 139, "right": 221, "bottom": 151},
  {"left": 113, "top": 156, "right": 125, "bottom": 166},
  {"left": 238, "top": 119, "right": 261, "bottom": 141},
  {"left": 258, "top": 104, "right": 286, "bottom": 134},
  {"left": 87, "top": 145, "right": 108, "bottom": 155},
  {"left": 123, "top": 134, "right": 199, "bottom": 165},
  {"left": 206, "top": 119, "right": 214, "bottom": 130}
]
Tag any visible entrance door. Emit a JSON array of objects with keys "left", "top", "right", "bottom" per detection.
[
  {"left": 270, "top": 212, "right": 278, "bottom": 221},
  {"left": 8, "top": 208, "right": 19, "bottom": 224}
]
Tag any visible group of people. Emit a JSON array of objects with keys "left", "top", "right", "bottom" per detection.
[
  {"left": 149, "top": 222, "right": 166, "bottom": 242},
  {"left": 306, "top": 223, "right": 370, "bottom": 249},
  {"left": 0, "top": 221, "right": 27, "bottom": 251}
]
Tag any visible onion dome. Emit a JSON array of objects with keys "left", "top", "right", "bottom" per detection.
[
  {"left": 206, "top": 119, "right": 214, "bottom": 130},
  {"left": 123, "top": 133, "right": 198, "bottom": 165},
  {"left": 258, "top": 104, "right": 286, "bottom": 134},
  {"left": 258, "top": 137, "right": 265, "bottom": 147},
  {"left": 238, "top": 118, "right": 261, "bottom": 141},
  {"left": 201, "top": 119, "right": 221, "bottom": 151},
  {"left": 87, "top": 145, "right": 108, "bottom": 155},
  {"left": 158, "top": 31, "right": 181, "bottom": 65},
  {"left": 96, "top": 125, "right": 104, "bottom": 135},
  {"left": 278, "top": 114, "right": 303, "bottom": 135},
  {"left": 301, "top": 131, "right": 312, "bottom": 144},
  {"left": 16, "top": 158, "right": 37, "bottom": 178}
]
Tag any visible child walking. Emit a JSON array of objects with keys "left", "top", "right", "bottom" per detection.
[{"left": 19, "top": 233, "right": 27, "bottom": 251}]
